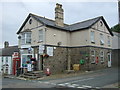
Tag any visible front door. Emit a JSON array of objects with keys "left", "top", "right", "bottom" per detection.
[{"left": 108, "top": 52, "right": 111, "bottom": 67}]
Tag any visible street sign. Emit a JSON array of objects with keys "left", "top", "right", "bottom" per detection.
[
  {"left": 39, "top": 45, "right": 44, "bottom": 55},
  {"left": 47, "top": 47, "right": 53, "bottom": 56}
]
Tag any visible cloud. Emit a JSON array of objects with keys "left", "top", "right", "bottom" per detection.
[{"left": 1, "top": 1, "right": 118, "bottom": 47}]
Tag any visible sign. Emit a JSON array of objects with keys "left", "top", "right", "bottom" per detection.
[
  {"left": 12, "top": 52, "right": 19, "bottom": 58},
  {"left": 39, "top": 45, "right": 44, "bottom": 54},
  {"left": 47, "top": 47, "right": 53, "bottom": 56},
  {"left": 27, "top": 64, "right": 32, "bottom": 71}
]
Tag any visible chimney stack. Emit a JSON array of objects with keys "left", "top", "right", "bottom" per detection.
[
  {"left": 4, "top": 41, "right": 9, "bottom": 48},
  {"left": 55, "top": 3, "right": 64, "bottom": 27}
]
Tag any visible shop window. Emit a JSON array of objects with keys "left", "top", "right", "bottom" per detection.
[
  {"left": 2, "top": 57, "right": 3, "bottom": 63},
  {"left": 39, "top": 30, "right": 44, "bottom": 42},
  {"left": 100, "top": 33, "right": 104, "bottom": 45},
  {"left": 100, "top": 51, "right": 104, "bottom": 63},
  {"left": 91, "top": 50, "right": 95, "bottom": 64},
  {"left": 6, "top": 57, "right": 8, "bottom": 63},
  {"left": 91, "top": 31, "right": 95, "bottom": 43}
]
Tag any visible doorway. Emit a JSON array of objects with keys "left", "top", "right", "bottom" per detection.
[
  {"left": 40, "top": 55, "right": 44, "bottom": 70},
  {"left": 108, "top": 52, "right": 111, "bottom": 67}
]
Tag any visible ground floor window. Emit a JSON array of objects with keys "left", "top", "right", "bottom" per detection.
[
  {"left": 21, "top": 54, "right": 33, "bottom": 68},
  {"left": 100, "top": 51, "right": 104, "bottom": 63},
  {"left": 91, "top": 50, "right": 95, "bottom": 64}
]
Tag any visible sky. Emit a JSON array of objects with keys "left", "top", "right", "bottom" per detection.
[{"left": 0, "top": 0, "right": 118, "bottom": 48}]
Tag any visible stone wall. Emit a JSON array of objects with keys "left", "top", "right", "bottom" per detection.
[
  {"left": 41, "top": 46, "right": 112, "bottom": 74},
  {"left": 44, "top": 46, "right": 68, "bottom": 74}
]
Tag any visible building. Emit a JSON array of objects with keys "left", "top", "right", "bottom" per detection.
[
  {"left": 17, "top": 3, "right": 113, "bottom": 74},
  {"left": 112, "top": 31, "right": 120, "bottom": 67},
  {"left": 0, "top": 42, "right": 19, "bottom": 74}
]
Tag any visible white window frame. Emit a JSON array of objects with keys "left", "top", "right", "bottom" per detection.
[
  {"left": 100, "top": 51, "right": 104, "bottom": 63},
  {"left": 91, "top": 50, "right": 95, "bottom": 63},
  {"left": 100, "top": 33, "right": 104, "bottom": 45},
  {"left": 21, "top": 32, "right": 31, "bottom": 45},
  {"left": 39, "top": 29, "right": 44, "bottom": 42},
  {"left": 26, "top": 32, "right": 31, "bottom": 44},
  {"left": 108, "top": 36, "right": 110, "bottom": 46},
  {"left": 91, "top": 31, "right": 95, "bottom": 43}
]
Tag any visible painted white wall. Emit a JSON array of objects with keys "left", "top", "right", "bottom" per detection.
[{"left": 0, "top": 56, "right": 12, "bottom": 74}]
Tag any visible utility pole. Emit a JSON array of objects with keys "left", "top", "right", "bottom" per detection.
[{"left": 118, "top": 0, "right": 120, "bottom": 24}]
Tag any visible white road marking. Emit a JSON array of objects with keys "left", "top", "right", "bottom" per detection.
[
  {"left": 70, "top": 78, "right": 94, "bottom": 83},
  {"left": 77, "top": 87, "right": 85, "bottom": 88},
  {"left": 67, "top": 85, "right": 75, "bottom": 88},
  {"left": 58, "top": 84, "right": 66, "bottom": 86},
  {"left": 82, "top": 85, "right": 92, "bottom": 88},
  {"left": 72, "top": 84, "right": 79, "bottom": 87}
]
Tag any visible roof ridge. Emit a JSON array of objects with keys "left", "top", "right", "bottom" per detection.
[
  {"left": 69, "top": 16, "right": 103, "bottom": 26},
  {"left": 30, "top": 13, "right": 69, "bottom": 26},
  {"left": 30, "top": 13, "right": 55, "bottom": 22}
]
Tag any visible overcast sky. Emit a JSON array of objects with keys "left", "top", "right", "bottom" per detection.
[{"left": 0, "top": 0, "right": 118, "bottom": 48}]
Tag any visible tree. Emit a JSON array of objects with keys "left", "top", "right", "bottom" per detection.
[{"left": 111, "top": 24, "right": 120, "bottom": 33}]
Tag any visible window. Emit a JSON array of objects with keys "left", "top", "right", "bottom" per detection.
[
  {"left": 26, "top": 33, "right": 31, "bottom": 44},
  {"left": 100, "top": 51, "right": 104, "bottom": 63},
  {"left": 100, "top": 33, "right": 104, "bottom": 45},
  {"left": 2, "top": 57, "right": 3, "bottom": 63},
  {"left": 29, "top": 19, "right": 32, "bottom": 24},
  {"left": 91, "top": 50, "right": 95, "bottom": 63},
  {"left": 21, "top": 32, "right": 31, "bottom": 44},
  {"left": 6, "top": 57, "right": 8, "bottom": 63},
  {"left": 100, "top": 21, "right": 103, "bottom": 26},
  {"left": 91, "top": 31, "right": 95, "bottom": 43},
  {"left": 39, "top": 30, "right": 43, "bottom": 42},
  {"left": 108, "top": 36, "right": 110, "bottom": 46}
]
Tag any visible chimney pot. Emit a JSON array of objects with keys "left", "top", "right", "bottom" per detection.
[{"left": 4, "top": 41, "right": 9, "bottom": 48}]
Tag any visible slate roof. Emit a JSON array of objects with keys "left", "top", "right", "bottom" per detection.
[
  {"left": 0, "top": 46, "right": 19, "bottom": 56},
  {"left": 17, "top": 13, "right": 113, "bottom": 36}
]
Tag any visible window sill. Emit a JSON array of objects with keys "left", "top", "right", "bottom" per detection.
[{"left": 91, "top": 42, "right": 95, "bottom": 44}]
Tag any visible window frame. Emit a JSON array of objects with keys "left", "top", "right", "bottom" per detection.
[
  {"left": 39, "top": 29, "right": 44, "bottom": 42},
  {"left": 91, "top": 31, "right": 95, "bottom": 43},
  {"left": 21, "top": 32, "right": 31, "bottom": 45},
  {"left": 108, "top": 36, "right": 110, "bottom": 46},
  {"left": 100, "top": 50, "right": 104, "bottom": 63},
  {"left": 100, "top": 33, "right": 104, "bottom": 45},
  {"left": 91, "top": 50, "right": 95, "bottom": 64}
]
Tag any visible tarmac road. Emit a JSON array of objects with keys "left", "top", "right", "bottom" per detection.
[{"left": 2, "top": 67, "right": 119, "bottom": 89}]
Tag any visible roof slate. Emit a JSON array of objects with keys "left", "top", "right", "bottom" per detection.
[
  {"left": 0, "top": 46, "right": 19, "bottom": 56},
  {"left": 17, "top": 13, "right": 113, "bottom": 36}
]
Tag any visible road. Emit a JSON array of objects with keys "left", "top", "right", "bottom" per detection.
[{"left": 2, "top": 67, "right": 119, "bottom": 88}]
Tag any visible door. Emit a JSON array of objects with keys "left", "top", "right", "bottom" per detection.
[
  {"left": 40, "top": 55, "right": 44, "bottom": 70},
  {"left": 108, "top": 52, "right": 111, "bottom": 67}
]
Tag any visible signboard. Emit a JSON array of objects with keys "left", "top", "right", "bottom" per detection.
[
  {"left": 27, "top": 64, "right": 32, "bottom": 71},
  {"left": 39, "top": 45, "right": 44, "bottom": 55},
  {"left": 47, "top": 47, "right": 53, "bottom": 56}
]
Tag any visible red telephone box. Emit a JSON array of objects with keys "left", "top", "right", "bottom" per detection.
[
  {"left": 13, "top": 58, "right": 20, "bottom": 75},
  {"left": 12, "top": 52, "right": 21, "bottom": 75}
]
